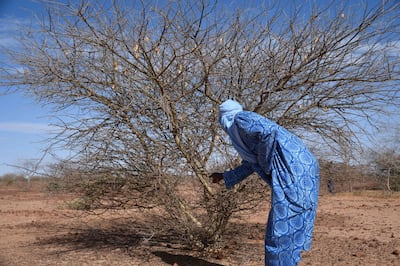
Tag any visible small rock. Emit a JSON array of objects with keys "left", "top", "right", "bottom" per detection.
[
  {"left": 392, "top": 249, "right": 400, "bottom": 256},
  {"left": 352, "top": 251, "right": 365, "bottom": 257}
]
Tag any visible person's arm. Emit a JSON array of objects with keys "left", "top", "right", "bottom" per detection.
[{"left": 223, "top": 161, "right": 254, "bottom": 189}]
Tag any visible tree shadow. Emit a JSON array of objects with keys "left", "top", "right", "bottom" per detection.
[
  {"left": 153, "top": 251, "right": 224, "bottom": 266},
  {"left": 34, "top": 218, "right": 264, "bottom": 264},
  {"left": 39, "top": 227, "right": 144, "bottom": 254},
  {"left": 35, "top": 219, "right": 187, "bottom": 255},
  {"left": 36, "top": 223, "right": 227, "bottom": 265}
]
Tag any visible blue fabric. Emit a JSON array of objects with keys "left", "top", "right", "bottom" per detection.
[
  {"left": 219, "top": 100, "right": 320, "bottom": 266},
  {"left": 219, "top": 99, "right": 242, "bottom": 130},
  {"left": 219, "top": 100, "right": 258, "bottom": 163}
]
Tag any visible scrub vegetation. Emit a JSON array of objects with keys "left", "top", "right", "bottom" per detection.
[{"left": 1, "top": 0, "right": 399, "bottom": 252}]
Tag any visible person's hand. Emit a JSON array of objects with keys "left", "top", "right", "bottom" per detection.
[{"left": 210, "top": 172, "right": 224, "bottom": 183}]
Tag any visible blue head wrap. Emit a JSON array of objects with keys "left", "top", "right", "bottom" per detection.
[
  {"left": 219, "top": 99, "right": 243, "bottom": 131},
  {"left": 219, "top": 100, "right": 257, "bottom": 163}
]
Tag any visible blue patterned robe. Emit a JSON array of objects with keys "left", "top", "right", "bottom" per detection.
[{"left": 219, "top": 100, "right": 319, "bottom": 266}]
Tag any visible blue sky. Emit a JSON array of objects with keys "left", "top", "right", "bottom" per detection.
[
  {"left": 0, "top": 0, "right": 54, "bottom": 175},
  {"left": 0, "top": 0, "right": 398, "bottom": 176}
]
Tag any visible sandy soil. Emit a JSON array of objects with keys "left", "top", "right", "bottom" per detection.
[{"left": 0, "top": 182, "right": 399, "bottom": 266}]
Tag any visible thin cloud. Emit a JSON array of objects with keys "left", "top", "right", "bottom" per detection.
[
  {"left": 0, "top": 122, "right": 56, "bottom": 134},
  {"left": 0, "top": 16, "right": 33, "bottom": 48},
  {"left": 355, "top": 41, "right": 400, "bottom": 57}
]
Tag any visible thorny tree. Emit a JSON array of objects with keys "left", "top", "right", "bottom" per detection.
[
  {"left": 1, "top": 0, "right": 399, "bottom": 249},
  {"left": 372, "top": 150, "right": 400, "bottom": 191},
  {"left": 370, "top": 129, "right": 400, "bottom": 191}
]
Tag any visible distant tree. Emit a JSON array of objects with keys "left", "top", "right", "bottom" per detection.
[
  {"left": 0, "top": 173, "right": 25, "bottom": 185},
  {"left": 371, "top": 150, "right": 400, "bottom": 191},
  {"left": 1, "top": 0, "right": 399, "bottom": 249}
]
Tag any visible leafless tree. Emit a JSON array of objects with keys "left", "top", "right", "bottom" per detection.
[
  {"left": 1, "top": 0, "right": 399, "bottom": 249},
  {"left": 370, "top": 129, "right": 400, "bottom": 191},
  {"left": 370, "top": 150, "right": 400, "bottom": 191}
]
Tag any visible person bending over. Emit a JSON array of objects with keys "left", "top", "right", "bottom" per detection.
[{"left": 210, "top": 99, "right": 320, "bottom": 266}]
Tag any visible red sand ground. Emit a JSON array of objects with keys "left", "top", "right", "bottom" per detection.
[{"left": 0, "top": 181, "right": 399, "bottom": 266}]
